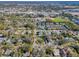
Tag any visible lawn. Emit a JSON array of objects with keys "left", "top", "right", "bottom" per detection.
[{"left": 51, "top": 17, "right": 65, "bottom": 23}]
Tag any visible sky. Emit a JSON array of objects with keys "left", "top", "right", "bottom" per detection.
[{"left": 0, "top": 0, "right": 79, "bottom": 1}]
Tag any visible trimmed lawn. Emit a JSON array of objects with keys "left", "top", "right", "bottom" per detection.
[{"left": 51, "top": 17, "right": 65, "bottom": 22}]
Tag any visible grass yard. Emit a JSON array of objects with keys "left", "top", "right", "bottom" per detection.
[{"left": 51, "top": 17, "right": 65, "bottom": 22}]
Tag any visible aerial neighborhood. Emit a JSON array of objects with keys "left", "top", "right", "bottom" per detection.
[{"left": 0, "top": 1, "right": 79, "bottom": 57}]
